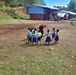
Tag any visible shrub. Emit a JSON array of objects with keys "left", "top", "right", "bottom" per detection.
[
  {"left": 5, "top": 9, "right": 26, "bottom": 19},
  {"left": 9, "top": 1, "right": 20, "bottom": 7},
  {"left": 0, "top": 2, "right": 5, "bottom": 7}
]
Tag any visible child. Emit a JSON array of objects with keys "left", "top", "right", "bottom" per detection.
[
  {"left": 32, "top": 28, "right": 38, "bottom": 45},
  {"left": 27, "top": 28, "right": 30, "bottom": 43},
  {"left": 37, "top": 30, "right": 42, "bottom": 44},
  {"left": 51, "top": 28, "right": 56, "bottom": 40},
  {"left": 27, "top": 28, "right": 32, "bottom": 44},
  {"left": 54, "top": 29, "right": 59, "bottom": 44},
  {"left": 44, "top": 30, "right": 51, "bottom": 45}
]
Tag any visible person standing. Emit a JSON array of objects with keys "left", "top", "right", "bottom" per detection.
[
  {"left": 38, "top": 24, "right": 46, "bottom": 37},
  {"left": 51, "top": 28, "right": 56, "bottom": 40},
  {"left": 44, "top": 30, "right": 51, "bottom": 45},
  {"left": 37, "top": 30, "right": 42, "bottom": 44},
  {"left": 54, "top": 29, "right": 59, "bottom": 44}
]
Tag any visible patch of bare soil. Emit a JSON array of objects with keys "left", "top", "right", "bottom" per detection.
[
  {"left": 0, "top": 22, "right": 74, "bottom": 47},
  {"left": 13, "top": 8, "right": 27, "bottom": 17},
  {"left": 0, "top": 23, "right": 37, "bottom": 46}
]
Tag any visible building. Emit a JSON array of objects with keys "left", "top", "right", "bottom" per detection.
[
  {"left": 58, "top": 10, "right": 76, "bottom": 20},
  {"left": 58, "top": 13, "right": 68, "bottom": 20},
  {"left": 27, "top": 4, "right": 58, "bottom": 20}
]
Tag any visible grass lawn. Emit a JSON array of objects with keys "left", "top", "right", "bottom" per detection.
[{"left": 0, "top": 20, "right": 76, "bottom": 75}]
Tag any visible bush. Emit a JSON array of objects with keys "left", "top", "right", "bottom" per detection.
[
  {"left": 5, "top": 9, "right": 26, "bottom": 19},
  {"left": 9, "top": 1, "right": 20, "bottom": 7},
  {"left": 0, "top": 2, "right": 5, "bottom": 7},
  {"left": 0, "top": 7, "right": 29, "bottom": 20}
]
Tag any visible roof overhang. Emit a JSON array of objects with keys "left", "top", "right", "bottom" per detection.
[{"left": 27, "top": 4, "right": 58, "bottom": 10}]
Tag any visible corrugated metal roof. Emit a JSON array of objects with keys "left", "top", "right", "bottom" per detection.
[
  {"left": 27, "top": 4, "right": 58, "bottom": 10},
  {"left": 58, "top": 10, "right": 76, "bottom": 15},
  {"left": 58, "top": 13, "right": 66, "bottom": 17}
]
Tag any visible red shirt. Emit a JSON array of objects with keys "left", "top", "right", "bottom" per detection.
[{"left": 39, "top": 25, "right": 46, "bottom": 30}]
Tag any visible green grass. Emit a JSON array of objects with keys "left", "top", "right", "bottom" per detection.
[
  {"left": 0, "top": 21, "right": 76, "bottom": 75},
  {"left": 0, "top": 19, "right": 51, "bottom": 24}
]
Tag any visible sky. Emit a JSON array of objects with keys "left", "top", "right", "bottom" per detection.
[{"left": 44, "top": 0, "right": 70, "bottom": 7}]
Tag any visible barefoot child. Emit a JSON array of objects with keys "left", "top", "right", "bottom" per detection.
[
  {"left": 37, "top": 30, "right": 42, "bottom": 44},
  {"left": 27, "top": 28, "right": 32, "bottom": 44},
  {"left": 44, "top": 30, "right": 51, "bottom": 45},
  {"left": 32, "top": 28, "right": 38, "bottom": 45},
  {"left": 54, "top": 29, "right": 59, "bottom": 44},
  {"left": 51, "top": 28, "right": 56, "bottom": 40}
]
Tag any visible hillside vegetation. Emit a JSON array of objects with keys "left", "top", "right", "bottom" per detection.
[
  {"left": 0, "top": 11, "right": 11, "bottom": 19},
  {"left": 0, "top": 7, "right": 29, "bottom": 20},
  {"left": 0, "top": 0, "right": 76, "bottom": 20},
  {"left": 0, "top": 0, "right": 46, "bottom": 20},
  {"left": 0, "top": 0, "right": 46, "bottom": 7}
]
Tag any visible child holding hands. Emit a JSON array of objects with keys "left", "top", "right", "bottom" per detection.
[{"left": 44, "top": 30, "right": 51, "bottom": 45}]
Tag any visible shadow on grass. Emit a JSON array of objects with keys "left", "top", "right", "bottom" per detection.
[
  {"left": 19, "top": 41, "right": 57, "bottom": 48},
  {"left": 0, "top": 46, "right": 4, "bottom": 49}
]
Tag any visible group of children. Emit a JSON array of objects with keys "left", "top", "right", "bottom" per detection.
[
  {"left": 27, "top": 27, "right": 59, "bottom": 45},
  {"left": 44, "top": 28, "right": 59, "bottom": 45}
]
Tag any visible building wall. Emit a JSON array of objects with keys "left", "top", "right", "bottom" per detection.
[
  {"left": 30, "top": 14, "right": 43, "bottom": 20},
  {"left": 28, "top": 6, "right": 58, "bottom": 20},
  {"left": 28, "top": 6, "right": 44, "bottom": 14}
]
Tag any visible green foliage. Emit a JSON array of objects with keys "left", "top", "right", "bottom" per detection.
[
  {"left": 53, "top": 6, "right": 68, "bottom": 10},
  {"left": 24, "top": 0, "right": 46, "bottom": 6},
  {"left": 68, "top": 0, "right": 76, "bottom": 12},
  {"left": 3, "top": 0, "right": 46, "bottom": 7},
  {"left": 0, "top": 7, "right": 29, "bottom": 20},
  {"left": 5, "top": 9, "right": 23, "bottom": 19},
  {"left": 9, "top": 0, "right": 20, "bottom": 7},
  {"left": 0, "top": 2, "right": 5, "bottom": 7}
]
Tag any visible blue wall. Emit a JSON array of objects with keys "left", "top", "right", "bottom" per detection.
[{"left": 28, "top": 6, "right": 44, "bottom": 14}]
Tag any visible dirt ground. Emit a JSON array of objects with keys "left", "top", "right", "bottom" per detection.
[
  {"left": 0, "top": 21, "right": 76, "bottom": 75},
  {"left": 0, "top": 23, "right": 36, "bottom": 45},
  {"left": 0, "top": 21, "right": 73, "bottom": 46}
]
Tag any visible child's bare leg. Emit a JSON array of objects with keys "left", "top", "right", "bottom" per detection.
[
  {"left": 56, "top": 41, "right": 58, "bottom": 44},
  {"left": 48, "top": 42, "right": 50, "bottom": 45},
  {"left": 54, "top": 41, "right": 56, "bottom": 43},
  {"left": 45, "top": 42, "right": 47, "bottom": 44}
]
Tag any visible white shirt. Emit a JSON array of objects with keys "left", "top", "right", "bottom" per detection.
[
  {"left": 55, "top": 32, "right": 58, "bottom": 36},
  {"left": 37, "top": 32, "right": 42, "bottom": 37},
  {"left": 32, "top": 31, "right": 38, "bottom": 37},
  {"left": 46, "top": 32, "right": 51, "bottom": 37},
  {"left": 52, "top": 30, "right": 56, "bottom": 34}
]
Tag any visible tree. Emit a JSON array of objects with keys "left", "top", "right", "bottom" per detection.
[
  {"left": 68, "top": 0, "right": 76, "bottom": 12},
  {"left": 9, "top": 0, "right": 25, "bottom": 7},
  {"left": 53, "top": 5, "right": 68, "bottom": 10},
  {"left": 0, "top": 0, "right": 46, "bottom": 7},
  {"left": 24, "top": 0, "right": 46, "bottom": 7},
  {"left": 0, "top": 2, "right": 5, "bottom": 7}
]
